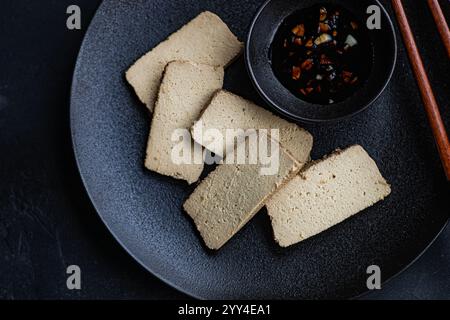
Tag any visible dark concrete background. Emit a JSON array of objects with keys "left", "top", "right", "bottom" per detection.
[{"left": 0, "top": 0, "right": 448, "bottom": 299}]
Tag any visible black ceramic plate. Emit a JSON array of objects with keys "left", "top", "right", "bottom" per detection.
[{"left": 71, "top": 0, "right": 449, "bottom": 299}]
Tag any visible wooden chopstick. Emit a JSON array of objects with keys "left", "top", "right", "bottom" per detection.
[
  {"left": 427, "top": 0, "right": 450, "bottom": 58},
  {"left": 391, "top": 0, "right": 450, "bottom": 181}
]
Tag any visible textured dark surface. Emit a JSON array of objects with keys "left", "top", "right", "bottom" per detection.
[
  {"left": 71, "top": 0, "right": 449, "bottom": 299},
  {"left": 0, "top": 0, "right": 449, "bottom": 300},
  {"left": 0, "top": 0, "right": 186, "bottom": 300}
]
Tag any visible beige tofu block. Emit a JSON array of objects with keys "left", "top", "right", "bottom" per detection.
[
  {"left": 145, "top": 61, "right": 224, "bottom": 184},
  {"left": 266, "top": 145, "right": 391, "bottom": 247},
  {"left": 191, "top": 90, "right": 313, "bottom": 164},
  {"left": 126, "top": 11, "right": 242, "bottom": 111},
  {"left": 183, "top": 139, "right": 302, "bottom": 250}
]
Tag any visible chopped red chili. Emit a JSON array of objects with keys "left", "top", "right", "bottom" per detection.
[{"left": 271, "top": 4, "right": 373, "bottom": 104}]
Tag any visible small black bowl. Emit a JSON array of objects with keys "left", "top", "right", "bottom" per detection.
[{"left": 245, "top": 0, "right": 397, "bottom": 123}]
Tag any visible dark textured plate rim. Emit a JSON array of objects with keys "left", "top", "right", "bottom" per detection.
[
  {"left": 245, "top": 0, "right": 398, "bottom": 123},
  {"left": 69, "top": 0, "right": 448, "bottom": 300},
  {"left": 69, "top": 0, "right": 201, "bottom": 300},
  {"left": 353, "top": 218, "right": 448, "bottom": 299}
]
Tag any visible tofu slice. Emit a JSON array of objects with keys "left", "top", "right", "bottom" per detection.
[
  {"left": 191, "top": 90, "right": 313, "bottom": 164},
  {"left": 266, "top": 145, "right": 391, "bottom": 247},
  {"left": 126, "top": 11, "right": 242, "bottom": 111},
  {"left": 183, "top": 137, "right": 301, "bottom": 250},
  {"left": 145, "top": 61, "right": 224, "bottom": 184}
]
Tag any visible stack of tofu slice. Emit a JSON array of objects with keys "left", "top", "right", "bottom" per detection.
[{"left": 126, "top": 12, "right": 391, "bottom": 250}]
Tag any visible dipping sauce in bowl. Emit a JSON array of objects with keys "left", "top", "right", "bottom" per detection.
[
  {"left": 271, "top": 4, "right": 373, "bottom": 105},
  {"left": 246, "top": 0, "right": 397, "bottom": 122}
]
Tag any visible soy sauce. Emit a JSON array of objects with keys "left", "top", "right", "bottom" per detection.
[{"left": 271, "top": 4, "right": 373, "bottom": 105}]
